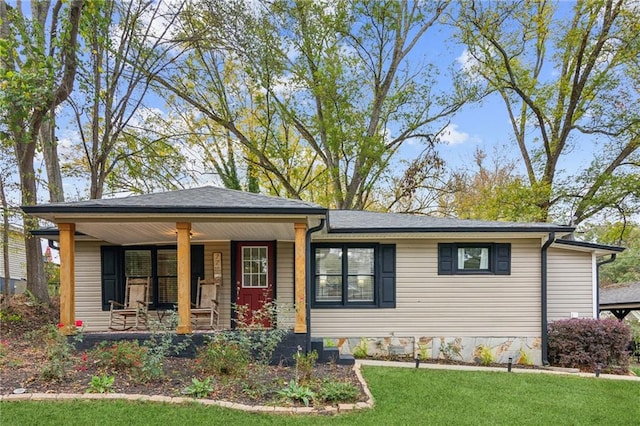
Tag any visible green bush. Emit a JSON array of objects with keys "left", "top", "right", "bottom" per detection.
[
  {"left": 352, "top": 338, "right": 368, "bottom": 359},
  {"left": 140, "top": 311, "right": 191, "bottom": 380},
  {"left": 478, "top": 345, "right": 494, "bottom": 366},
  {"left": 91, "top": 313, "right": 191, "bottom": 382},
  {"left": 196, "top": 335, "right": 250, "bottom": 377},
  {"left": 294, "top": 348, "right": 318, "bottom": 384},
  {"left": 40, "top": 325, "right": 83, "bottom": 381},
  {"left": 91, "top": 340, "right": 147, "bottom": 373},
  {"left": 317, "top": 381, "right": 359, "bottom": 404},
  {"left": 232, "top": 299, "right": 289, "bottom": 365}
]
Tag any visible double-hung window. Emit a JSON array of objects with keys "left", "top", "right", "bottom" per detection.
[{"left": 311, "top": 243, "right": 395, "bottom": 308}]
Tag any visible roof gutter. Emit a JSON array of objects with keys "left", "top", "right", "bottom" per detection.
[
  {"left": 305, "top": 219, "right": 325, "bottom": 353},
  {"left": 541, "top": 232, "right": 555, "bottom": 366},
  {"left": 596, "top": 254, "right": 617, "bottom": 317}
]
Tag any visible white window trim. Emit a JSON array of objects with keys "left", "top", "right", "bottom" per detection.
[{"left": 241, "top": 245, "right": 269, "bottom": 289}]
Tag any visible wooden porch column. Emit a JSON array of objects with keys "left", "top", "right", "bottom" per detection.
[
  {"left": 176, "top": 222, "right": 192, "bottom": 334},
  {"left": 294, "top": 223, "right": 307, "bottom": 333},
  {"left": 58, "top": 223, "right": 76, "bottom": 335}
]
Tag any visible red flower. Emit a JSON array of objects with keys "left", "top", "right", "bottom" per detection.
[
  {"left": 57, "top": 323, "right": 64, "bottom": 329},
  {"left": 75, "top": 320, "right": 83, "bottom": 327}
]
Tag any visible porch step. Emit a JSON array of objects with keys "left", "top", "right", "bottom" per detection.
[{"left": 311, "top": 338, "right": 355, "bottom": 366}]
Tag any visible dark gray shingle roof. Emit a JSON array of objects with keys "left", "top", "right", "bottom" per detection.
[
  {"left": 326, "top": 210, "right": 574, "bottom": 233},
  {"left": 600, "top": 282, "right": 640, "bottom": 305},
  {"left": 554, "top": 239, "right": 625, "bottom": 253},
  {"left": 23, "top": 186, "right": 326, "bottom": 215}
]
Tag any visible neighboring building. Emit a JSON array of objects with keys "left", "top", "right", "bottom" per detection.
[
  {"left": 600, "top": 282, "right": 640, "bottom": 321},
  {"left": 23, "top": 186, "right": 623, "bottom": 365},
  {"left": 0, "top": 225, "right": 27, "bottom": 294}
]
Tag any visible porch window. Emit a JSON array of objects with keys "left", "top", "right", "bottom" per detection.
[
  {"left": 312, "top": 243, "right": 396, "bottom": 308},
  {"left": 157, "top": 249, "right": 178, "bottom": 304},
  {"left": 124, "top": 250, "right": 152, "bottom": 301},
  {"left": 101, "top": 245, "right": 204, "bottom": 311}
]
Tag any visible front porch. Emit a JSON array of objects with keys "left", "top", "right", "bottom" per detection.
[
  {"left": 24, "top": 187, "right": 328, "bottom": 337},
  {"left": 57, "top": 222, "right": 310, "bottom": 335}
]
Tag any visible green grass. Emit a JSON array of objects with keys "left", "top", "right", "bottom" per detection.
[
  {"left": 631, "top": 365, "right": 640, "bottom": 376},
  {"left": 2, "top": 367, "right": 639, "bottom": 425}
]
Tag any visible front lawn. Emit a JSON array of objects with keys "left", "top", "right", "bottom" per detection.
[{"left": 2, "top": 367, "right": 638, "bottom": 425}]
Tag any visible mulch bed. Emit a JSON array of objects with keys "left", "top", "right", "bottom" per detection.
[{"left": 0, "top": 296, "right": 365, "bottom": 406}]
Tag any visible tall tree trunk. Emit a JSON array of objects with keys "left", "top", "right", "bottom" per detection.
[
  {"left": 15, "top": 133, "right": 49, "bottom": 303},
  {"left": 40, "top": 112, "right": 65, "bottom": 203}
]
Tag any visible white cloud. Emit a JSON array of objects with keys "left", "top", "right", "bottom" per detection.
[
  {"left": 439, "top": 123, "right": 476, "bottom": 145},
  {"left": 456, "top": 48, "right": 482, "bottom": 82}
]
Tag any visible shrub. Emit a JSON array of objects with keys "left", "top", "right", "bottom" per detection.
[
  {"left": 92, "top": 313, "right": 191, "bottom": 382},
  {"left": 477, "top": 345, "right": 494, "bottom": 366},
  {"left": 548, "top": 318, "right": 631, "bottom": 371},
  {"left": 232, "top": 299, "right": 289, "bottom": 365},
  {"left": 517, "top": 348, "right": 533, "bottom": 366},
  {"left": 352, "top": 338, "right": 368, "bottom": 359},
  {"left": 317, "top": 381, "right": 359, "bottom": 404},
  {"left": 40, "top": 325, "right": 83, "bottom": 380},
  {"left": 91, "top": 340, "right": 147, "bottom": 373},
  {"left": 140, "top": 311, "right": 192, "bottom": 380},
  {"left": 196, "top": 334, "right": 250, "bottom": 377},
  {"left": 417, "top": 343, "right": 429, "bottom": 360},
  {"left": 441, "top": 341, "right": 462, "bottom": 361},
  {"left": 294, "top": 347, "right": 318, "bottom": 384}
]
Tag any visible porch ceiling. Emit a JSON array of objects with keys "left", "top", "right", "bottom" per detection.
[{"left": 74, "top": 221, "right": 297, "bottom": 245}]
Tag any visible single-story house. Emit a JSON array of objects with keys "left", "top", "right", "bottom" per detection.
[
  {"left": 0, "top": 225, "right": 27, "bottom": 295},
  {"left": 22, "top": 186, "right": 624, "bottom": 365}
]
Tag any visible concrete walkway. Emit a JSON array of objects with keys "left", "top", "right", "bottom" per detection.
[{"left": 357, "top": 359, "right": 640, "bottom": 382}]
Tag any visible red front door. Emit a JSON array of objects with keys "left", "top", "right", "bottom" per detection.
[{"left": 234, "top": 241, "right": 275, "bottom": 328}]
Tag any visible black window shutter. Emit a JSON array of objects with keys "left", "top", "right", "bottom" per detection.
[
  {"left": 190, "top": 245, "right": 205, "bottom": 305},
  {"left": 379, "top": 244, "right": 396, "bottom": 308},
  {"left": 101, "top": 246, "right": 122, "bottom": 311},
  {"left": 438, "top": 243, "right": 454, "bottom": 275},
  {"left": 494, "top": 243, "right": 511, "bottom": 275}
]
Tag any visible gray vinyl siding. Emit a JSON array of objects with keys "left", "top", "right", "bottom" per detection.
[
  {"left": 76, "top": 242, "right": 234, "bottom": 331},
  {"left": 204, "top": 243, "right": 231, "bottom": 328},
  {"left": 75, "top": 241, "right": 109, "bottom": 331},
  {"left": 310, "top": 238, "right": 542, "bottom": 338},
  {"left": 276, "top": 241, "right": 295, "bottom": 329},
  {"left": 0, "top": 229, "right": 26, "bottom": 280},
  {"left": 547, "top": 247, "right": 594, "bottom": 320},
  {"left": 75, "top": 241, "right": 294, "bottom": 331}
]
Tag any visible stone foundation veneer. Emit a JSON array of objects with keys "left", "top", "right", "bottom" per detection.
[{"left": 327, "top": 336, "right": 542, "bottom": 366}]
